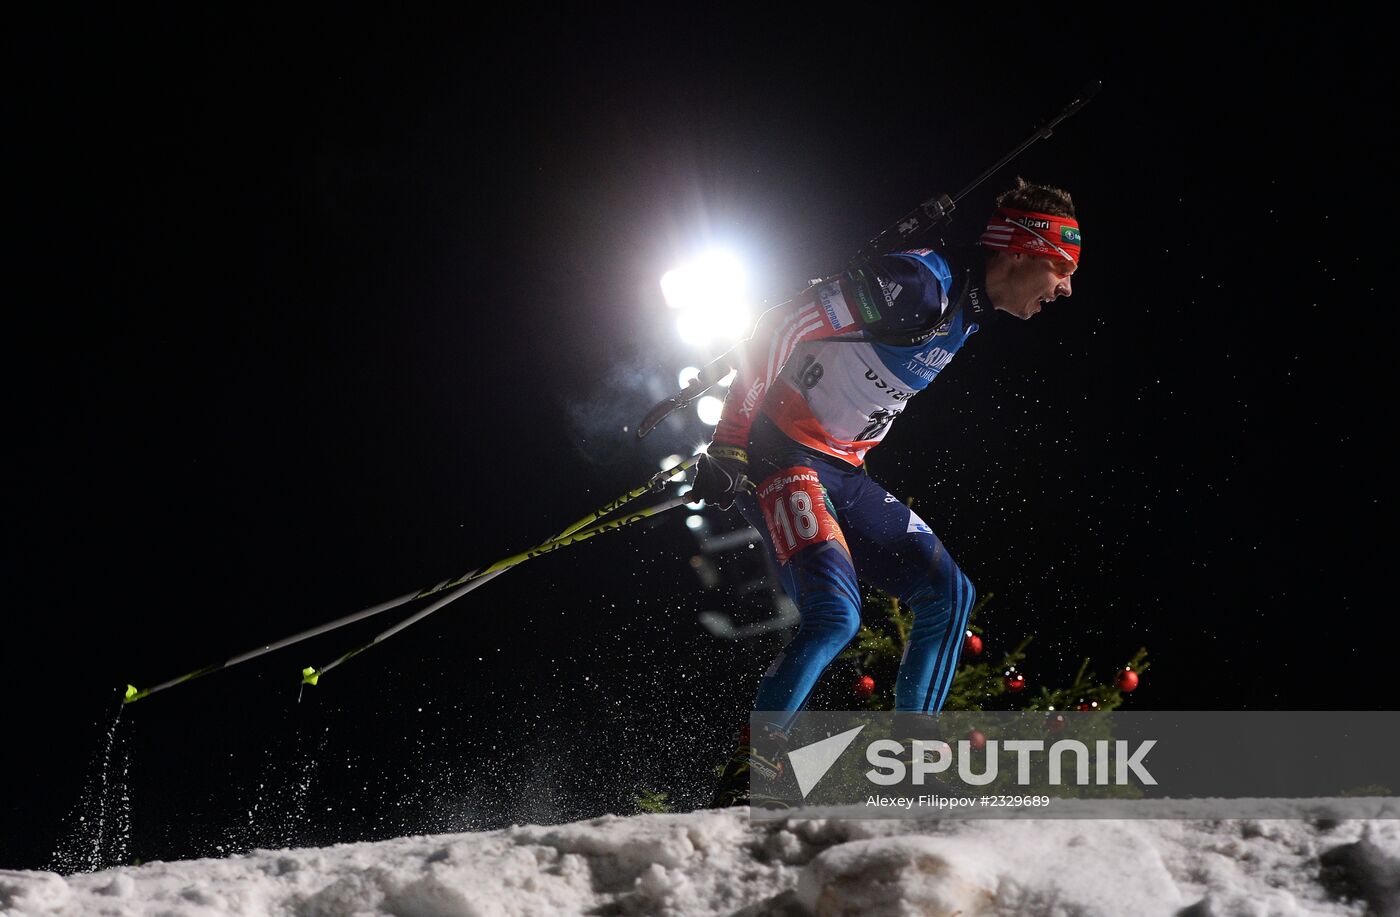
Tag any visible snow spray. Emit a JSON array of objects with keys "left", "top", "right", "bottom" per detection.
[{"left": 49, "top": 695, "right": 132, "bottom": 873}]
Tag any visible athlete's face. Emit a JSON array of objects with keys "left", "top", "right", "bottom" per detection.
[{"left": 991, "top": 252, "right": 1075, "bottom": 320}]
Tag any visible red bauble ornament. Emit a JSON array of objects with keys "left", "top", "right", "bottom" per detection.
[
  {"left": 1075, "top": 699, "right": 1100, "bottom": 712},
  {"left": 967, "top": 729, "right": 987, "bottom": 750},
  {"left": 854, "top": 675, "right": 875, "bottom": 699},
  {"left": 1116, "top": 668, "right": 1140, "bottom": 692},
  {"left": 1045, "top": 712, "right": 1067, "bottom": 733},
  {"left": 1004, "top": 670, "right": 1027, "bottom": 692},
  {"left": 963, "top": 631, "right": 984, "bottom": 657}
]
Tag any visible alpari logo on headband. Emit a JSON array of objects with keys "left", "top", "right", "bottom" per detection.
[{"left": 980, "top": 206, "right": 1081, "bottom": 266}]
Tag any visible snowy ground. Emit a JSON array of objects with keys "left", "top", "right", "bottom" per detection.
[{"left": 4, "top": 809, "right": 1399, "bottom": 916}]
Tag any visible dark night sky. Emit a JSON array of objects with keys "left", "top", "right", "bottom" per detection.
[{"left": 4, "top": 9, "right": 1394, "bottom": 870}]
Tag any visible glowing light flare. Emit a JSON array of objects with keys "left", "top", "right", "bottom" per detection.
[
  {"left": 678, "top": 366, "right": 701, "bottom": 389},
  {"left": 675, "top": 304, "right": 751, "bottom": 348},
  {"left": 661, "top": 251, "right": 753, "bottom": 348},
  {"left": 696, "top": 395, "right": 725, "bottom": 426},
  {"left": 718, "top": 368, "right": 737, "bottom": 387},
  {"left": 660, "top": 251, "right": 745, "bottom": 310}
]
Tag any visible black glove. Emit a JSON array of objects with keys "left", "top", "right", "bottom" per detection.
[{"left": 689, "top": 445, "right": 754, "bottom": 510}]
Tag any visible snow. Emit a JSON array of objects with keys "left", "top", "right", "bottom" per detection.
[{"left": 4, "top": 810, "right": 1399, "bottom": 916}]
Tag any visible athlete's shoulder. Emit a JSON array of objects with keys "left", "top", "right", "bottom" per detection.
[
  {"left": 884, "top": 248, "right": 954, "bottom": 291},
  {"left": 853, "top": 249, "right": 952, "bottom": 336}
]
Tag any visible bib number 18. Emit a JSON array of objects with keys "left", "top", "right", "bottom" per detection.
[
  {"left": 757, "top": 467, "right": 848, "bottom": 565},
  {"left": 773, "top": 491, "right": 819, "bottom": 545}
]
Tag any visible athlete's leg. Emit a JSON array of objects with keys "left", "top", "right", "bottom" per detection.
[
  {"left": 837, "top": 476, "right": 975, "bottom": 714},
  {"left": 735, "top": 463, "right": 862, "bottom": 734}
]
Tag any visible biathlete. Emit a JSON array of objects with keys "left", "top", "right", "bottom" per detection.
[{"left": 688, "top": 177, "right": 1083, "bottom": 807}]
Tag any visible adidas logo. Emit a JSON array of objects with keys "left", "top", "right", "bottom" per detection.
[{"left": 880, "top": 279, "right": 904, "bottom": 302}]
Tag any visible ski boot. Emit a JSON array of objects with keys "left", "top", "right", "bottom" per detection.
[{"left": 708, "top": 724, "right": 794, "bottom": 810}]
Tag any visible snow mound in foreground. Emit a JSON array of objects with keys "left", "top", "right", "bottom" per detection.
[{"left": 3, "top": 810, "right": 1399, "bottom": 916}]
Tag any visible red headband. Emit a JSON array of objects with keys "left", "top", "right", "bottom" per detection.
[{"left": 980, "top": 207, "right": 1081, "bottom": 266}]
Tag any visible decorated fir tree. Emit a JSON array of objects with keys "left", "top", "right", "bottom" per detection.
[{"left": 839, "top": 590, "right": 1150, "bottom": 714}]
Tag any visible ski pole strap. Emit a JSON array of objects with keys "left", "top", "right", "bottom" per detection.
[{"left": 707, "top": 445, "right": 748, "bottom": 463}]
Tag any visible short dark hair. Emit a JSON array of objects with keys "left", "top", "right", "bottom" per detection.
[{"left": 996, "top": 177, "right": 1075, "bottom": 219}]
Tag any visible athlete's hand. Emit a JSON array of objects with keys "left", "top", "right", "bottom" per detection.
[{"left": 689, "top": 445, "right": 755, "bottom": 511}]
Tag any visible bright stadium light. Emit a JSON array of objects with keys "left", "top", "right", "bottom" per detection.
[
  {"left": 661, "top": 250, "right": 753, "bottom": 349},
  {"left": 678, "top": 366, "right": 701, "bottom": 389},
  {"left": 659, "top": 269, "right": 692, "bottom": 310},
  {"left": 696, "top": 395, "right": 725, "bottom": 426},
  {"left": 660, "top": 251, "right": 744, "bottom": 310}
]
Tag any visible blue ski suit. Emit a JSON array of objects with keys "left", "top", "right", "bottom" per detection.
[{"left": 712, "top": 246, "right": 993, "bottom": 733}]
